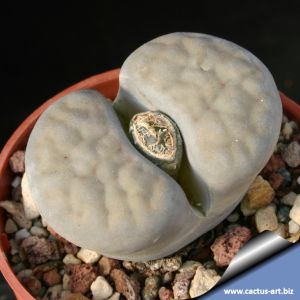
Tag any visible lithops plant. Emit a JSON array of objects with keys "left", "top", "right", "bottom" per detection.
[{"left": 25, "top": 32, "right": 282, "bottom": 261}]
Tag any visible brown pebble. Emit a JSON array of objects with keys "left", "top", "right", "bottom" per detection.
[
  {"left": 21, "top": 276, "right": 42, "bottom": 297},
  {"left": 62, "top": 294, "right": 90, "bottom": 300},
  {"left": 43, "top": 269, "right": 61, "bottom": 286},
  {"left": 9, "top": 150, "right": 25, "bottom": 173},
  {"left": 211, "top": 226, "right": 252, "bottom": 267},
  {"left": 65, "top": 264, "right": 97, "bottom": 294},
  {"left": 110, "top": 268, "right": 141, "bottom": 300},
  {"left": 98, "top": 256, "right": 121, "bottom": 276}
]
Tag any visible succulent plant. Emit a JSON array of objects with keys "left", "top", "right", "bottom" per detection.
[{"left": 24, "top": 32, "right": 282, "bottom": 261}]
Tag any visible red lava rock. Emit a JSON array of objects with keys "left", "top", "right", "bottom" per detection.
[
  {"left": 49, "top": 229, "right": 79, "bottom": 255},
  {"left": 9, "top": 150, "right": 25, "bottom": 173},
  {"left": 21, "top": 236, "right": 60, "bottom": 265},
  {"left": 172, "top": 272, "right": 193, "bottom": 300},
  {"left": 159, "top": 287, "right": 174, "bottom": 300},
  {"left": 261, "top": 154, "right": 285, "bottom": 176},
  {"left": 22, "top": 276, "right": 42, "bottom": 297},
  {"left": 98, "top": 256, "right": 121, "bottom": 275},
  {"left": 65, "top": 264, "right": 97, "bottom": 294},
  {"left": 268, "top": 172, "right": 284, "bottom": 190},
  {"left": 43, "top": 269, "right": 62, "bottom": 286},
  {"left": 110, "top": 268, "right": 141, "bottom": 300},
  {"left": 210, "top": 226, "right": 252, "bottom": 267}
]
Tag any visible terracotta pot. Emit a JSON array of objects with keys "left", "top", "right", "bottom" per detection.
[{"left": 0, "top": 68, "right": 298, "bottom": 299}]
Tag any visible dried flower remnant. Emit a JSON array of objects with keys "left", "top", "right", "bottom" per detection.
[{"left": 129, "top": 111, "right": 183, "bottom": 178}]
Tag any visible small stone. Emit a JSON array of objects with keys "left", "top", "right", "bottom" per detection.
[
  {"left": 98, "top": 256, "right": 120, "bottom": 275},
  {"left": 30, "top": 226, "right": 49, "bottom": 237},
  {"left": 282, "top": 141, "right": 300, "bottom": 167},
  {"left": 142, "top": 276, "right": 160, "bottom": 300},
  {"left": 246, "top": 176, "right": 274, "bottom": 209},
  {"left": 61, "top": 293, "right": 89, "bottom": 300},
  {"left": 262, "top": 154, "right": 286, "bottom": 175},
  {"left": 172, "top": 268, "right": 196, "bottom": 300},
  {"left": 282, "top": 122, "right": 294, "bottom": 139},
  {"left": 110, "top": 268, "right": 141, "bottom": 300},
  {"left": 76, "top": 248, "right": 101, "bottom": 264},
  {"left": 50, "top": 230, "right": 79, "bottom": 255},
  {"left": 162, "top": 272, "right": 174, "bottom": 285},
  {"left": 9, "top": 150, "right": 25, "bottom": 173},
  {"left": 9, "top": 239, "right": 19, "bottom": 255},
  {"left": 189, "top": 266, "right": 220, "bottom": 297},
  {"left": 288, "top": 220, "right": 300, "bottom": 234},
  {"left": 273, "top": 223, "right": 288, "bottom": 239},
  {"left": 277, "top": 168, "right": 292, "bottom": 185},
  {"left": 15, "top": 228, "right": 31, "bottom": 244},
  {"left": 211, "top": 226, "right": 252, "bottom": 267},
  {"left": 255, "top": 205, "right": 279, "bottom": 233},
  {"left": 290, "top": 195, "right": 300, "bottom": 225},
  {"left": 12, "top": 262, "right": 26, "bottom": 273},
  {"left": 158, "top": 287, "right": 174, "bottom": 300},
  {"left": 64, "top": 264, "right": 97, "bottom": 294},
  {"left": 268, "top": 172, "right": 284, "bottom": 190},
  {"left": 21, "top": 173, "right": 40, "bottom": 220},
  {"left": 226, "top": 212, "right": 240, "bottom": 223},
  {"left": 11, "top": 176, "right": 22, "bottom": 188},
  {"left": 43, "top": 269, "right": 62, "bottom": 287},
  {"left": 63, "top": 274, "right": 71, "bottom": 290},
  {"left": 240, "top": 198, "right": 256, "bottom": 216},
  {"left": 91, "top": 276, "right": 113, "bottom": 300},
  {"left": 22, "top": 275, "right": 42, "bottom": 297},
  {"left": 288, "top": 232, "right": 300, "bottom": 243},
  {"left": 63, "top": 254, "right": 82, "bottom": 265},
  {"left": 277, "top": 205, "right": 290, "bottom": 223},
  {"left": 5, "top": 218, "right": 18, "bottom": 234},
  {"left": 297, "top": 176, "right": 300, "bottom": 185},
  {"left": 33, "top": 261, "right": 62, "bottom": 275},
  {"left": 33, "top": 219, "right": 44, "bottom": 227},
  {"left": 108, "top": 292, "right": 121, "bottom": 300},
  {"left": 17, "top": 269, "right": 33, "bottom": 280},
  {"left": 43, "top": 284, "right": 63, "bottom": 300},
  {"left": 281, "top": 192, "right": 297, "bottom": 206},
  {"left": 178, "top": 261, "right": 201, "bottom": 275},
  {"left": 21, "top": 236, "right": 60, "bottom": 265},
  {"left": 160, "top": 256, "right": 182, "bottom": 273},
  {"left": 0, "top": 200, "right": 32, "bottom": 229}
]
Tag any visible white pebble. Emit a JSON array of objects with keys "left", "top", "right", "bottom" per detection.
[
  {"left": 289, "top": 220, "right": 300, "bottom": 234},
  {"left": 189, "top": 266, "right": 220, "bottom": 297},
  {"left": 290, "top": 195, "right": 300, "bottom": 225},
  {"left": 11, "top": 176, "right": 22, "bottom": 188},
  {"left": 63, "top": 254, "right": 82, "bottom": 265},
  {"left": 281, "top": 192, "right": 297, "bottom": 206},
  {"left": 5, "top": 218, "right": 18, "bottom": 234},
  {"left": 282, "top": 122, "right": 293, "bottom": 139},
  {"left": 255, "top": 205, "right": 278, "bottom": 233},
  {"left": 15, "top": 228, "right": 31, "bottom": 244},
  {"left": 63, "top": 274, "right": 71, "bottom": 290},
  {"left": 91, "top": 276, "right": 113, "bottom": 300},
  {"left": 77, "top": 248, "right": 101, "bottom": 264},
  {"left": 108, "top": 292, "right": 120, "bottom": 300},
  {"left": 30, "top": 226, "right": 48, "bottom": 237}
]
